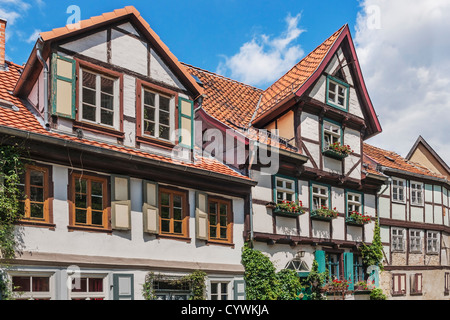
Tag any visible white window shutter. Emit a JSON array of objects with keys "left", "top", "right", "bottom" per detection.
[
  {"left": 111, "top": 175, "right": 131, "bottom": 231},
  {"left": 195, "top": 192, "right": 208, "bottom": 240},
  {"left": 143, "top": 180, "right": 159, "bottom": 234}
]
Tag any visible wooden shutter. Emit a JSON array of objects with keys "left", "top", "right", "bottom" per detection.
[
  {"left": 178, "top": 97, "right": 194, "bottom": 149},
  {"left": 113, "top": 274, "right": 134, "bottom": 300},
  {"left": 51, "top": 53, "right": 76, "bottom": 119},
  {"left": 195, "top": 192, "right": 208, "bottom": 240},
  {"left": 111, "top": 175, "right": 131, "bottom": 230},
  {"left": 343, "top": 252, "right": 354, "bottom": 291},
  {"left": 410, "top": 273, "right": 422, "bottom": 294},
  {"left": 143, "top": 180, "right": 159, "bottom": 234},
  {"left": 233, "top": 280, "right": 246, "bottom": 300},
  {"left": 314, "top": 250, "right": 326, "bottom": 273},
  {"left": 393, "top": 274, "right": 406, "bottom": 295}
]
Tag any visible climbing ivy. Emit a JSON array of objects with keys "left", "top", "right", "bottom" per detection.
[
  {"left": 0, "top": 144, "right": 26, "bottom": 300},
  {"left": 241, "top": 244, "right": 303, "bottom": 300},
  {"left": 304, "top": 259, "right": 328, "bottom": 300},
  {"left": 359, "top": 219, "right": 384, "bottom": 271}
]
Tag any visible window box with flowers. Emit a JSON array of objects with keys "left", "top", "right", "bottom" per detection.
[
  {"left": 272, "top": 200, "right": 305, "bottom": 218},
  {"left": 346, "top": 211, "right": 372, "bottom": 226},
  {"left": 310, "top": 206, "right": 339, "bottom": 221},
  {"left": 323, "top": 142, "right": 353, "bottom": 160}
]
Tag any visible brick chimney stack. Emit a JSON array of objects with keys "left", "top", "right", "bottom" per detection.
[{"left": 0, "top": 19, "right": 7, "bottom": 70}]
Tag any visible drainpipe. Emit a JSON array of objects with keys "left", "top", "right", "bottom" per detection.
[
  {"left": 248, "top": 140, "right": 258, "bottom": 247},
  {"left": 36, "top": 38, "right": 50, "bottom": 130}
]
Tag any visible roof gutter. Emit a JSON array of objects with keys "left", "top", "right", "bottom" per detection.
[
  {"left": 379, "top": 165, "right": 449, "bottom": 185},
  {"left": 0, "top": 126, "right": 257, "bottom": 187}
]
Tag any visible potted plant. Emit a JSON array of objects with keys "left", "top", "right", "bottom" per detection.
[
  {"left": 324, "top": 278, "right": 352, "bottom": 300},
  {"left": 346, "top": 211, "right": 372, "bottom": 226},
  {"left": 323, "top": 142, "right": 353, "bottom": 160},
  {"left": 355, "top": 281, "right": 369, "bottom": 291},
  {"left": 310, "top": 205, "right": 339, "bottom": 221},
  {"left": 273, "top": 200, "right": 305, "bottom": 218}
]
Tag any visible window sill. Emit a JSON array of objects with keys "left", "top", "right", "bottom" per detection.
[
  {"left": 391, "top": 200, "right": 406, "bottom": 204},
  {"left": 136, "top": 135, "right": 175, "bottom": 150},
  {"left": 205, "top": 240, "right": 235, "bottom": 248},
  {"left": 73, "top": 121, "right": 124, "bottom": 140},
  {"left": 322, "top": 149, "right": 349, "bottom": 160},
  {"left": 17, "top": 220, "right": 56, "bottom": 230},
  {"left": 426, "top": 252, "right": 439, "bottom": 255},
  {"left": 68, "top": 225, "right": 112, "bottom": 234},
  {"left": 156, "top": 234, "right": 191, "bottom": 243}
]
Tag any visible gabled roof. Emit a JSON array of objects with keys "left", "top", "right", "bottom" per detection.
[
  {"left": 405, "top": 135, "right": 450, "bottom": 177},
  {"left": 14, "top": 6, "right": 203, "bottom": 98},
  {"left": 0, "top": 61, "right": 251, "bottom": 182},
  {"left": 251, "top": 25, "right": 382, "bottom": 139},
  {"left": 363, "top": 143, "right": 446, "bottom": 180}
]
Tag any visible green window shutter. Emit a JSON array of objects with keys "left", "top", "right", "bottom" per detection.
[
  {"left": 314, "top": 250, "right": 326, "bottom": 273},
  {"left": 233, "top": 280, "right": 246, "bottom": 300},
  {"left": 113, "top": 274, "right": 134, "bottom": 300},
  {"left": 51, "top": 53, "right": 76, "bottom": 119},
  {"left": 343, "top": 252, "right": 354, "bottom": 290},
  {"left": 178, "top": 97, "right": 194, "bottom": 149},
  {"left": 143, "top": 180, "right": 159, "bottom": 234},
  {"left": 195, "top": 191, "right": 208, "bottom": 240},
  {"left": 111, "top": 175, "right": 131, "bottom": 231}
]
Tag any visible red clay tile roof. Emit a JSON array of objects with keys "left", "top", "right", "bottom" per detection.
[
  {"left": 363, "top": 143, "right": 446, "bottom": 179},
  {"left": 253, "top": 25, "right": 346, "bottom": 123},
  {"left": 0, "top": 61, "right": 251, "bottom": 182}
]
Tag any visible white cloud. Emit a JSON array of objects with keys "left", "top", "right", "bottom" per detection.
[
  {"left": 24, "top": 28, "right": 41, "bottom": 43},
  {"left": 355, "top": 0, "right": 450, "bottom": 163},
  {"left": 216, "top": 13, "right": 305, "bottom": 88}
]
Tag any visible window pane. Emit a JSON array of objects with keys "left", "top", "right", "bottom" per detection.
[
  {"left": 329, "top": 82, "right": 336, "bottom": 93},
  {"left": 173, "top": 208, "right": 182, "bottom": 221},
  {"left": 30, "top": 186, "right": 44, "bottom": 202},
  {"left": 174, "top": 221, "right": 182, "bottom": 234},
  {"left": 144, "top": 106, "right": 155, "bottom": 121},
  {"left": 91, "top": 211, "right": 103, "bottom": 226},
  {"left": 161, "top": 193, "right": 170, "bottom": 206},
  {"left": 101, "top": 77, "right": 114, "bottom": 95},
  {"left": 101, "top": 109, "right": 114, "bottom": 126},
  {"left": 30, "top": 170, "right": 44, "bottom": 187},
  {"left": 160, "top": 96, "right": 170, "bottom": 112},
  {"left": 159, "top": 110, "right": 170, "bottom": 126},
  {"left": 160, "top": 206, "right": 170, "bottom": 219},
  {"left": 72, "top": 278, "right": 87, "bottom": 292},
  {"left": 210, "top": 214, "right": 216, "bottom": 225},
  {"left": 75, "top": 179, "right": 87, "bottom": 194},
  {"left": 144, "top": 91, "right": 155, "bottom": 106},
  {"left": 30, "top": 203, "right": 44, "bottom": 219},
  {"left": 32, "top": 277, "right": 49, "bottom": 292},
  {"left": 173, "top": 195, "right": 182, "bottom": 208},
  {"left": 220, "top": 214, "right": 227, "bottom": 226},
  {"left": 220, "top": 204, "right": 227, "bottom": 215},
  {"left": 211, "top": 283, "right": 218, "bottom": 294},
  {"left": 75, "top": 194, "right": 87, "bottom": 209},
  {"left": 101, "top": 93, "right": 114, "bottom": 110},
  {"left": 220, "top": 227, "right": 227, "bottom": 239},
  {"left": 83, "top": 71, "right": 96, "bottom": 89},
  {"left": 210, "top": 226, "right": 217, "bottom": 238},
  {"left": 83, "top": 104, "right": 96, "bottom": 122},
  {"left": 144, "top": 121, "right": 155, "bottom": 136},
  {"left": 209, "top": 202, "right": 217, "bottom": 214},
  {"left": 159, "top": 125, "right": 170, "bottom": 140},
  {"left": 12, "top": 276, "right": 31, "bottom": 292},
  {"left": 75, "top": 209, "right": 87, "bottom": 224},
  {"left": 161, "top": 220, "right": 170, "bottom": 232},
  {"left": 89, "top": 278, "right": 103, "bottom": 292},
  {"left": 82, "top": 88, "right": 96, "bottom": 106}
]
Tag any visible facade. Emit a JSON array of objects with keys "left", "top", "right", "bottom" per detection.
[{"left": 0, "top": 6, "right": 449, "bottom": 300}]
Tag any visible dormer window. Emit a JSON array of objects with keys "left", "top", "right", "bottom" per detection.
[
  {"left": 326, "top": 75, "right": 349, "bottom": 111},
  {"left": 80, "top": 68, "right": 120, "bottom": 129}
]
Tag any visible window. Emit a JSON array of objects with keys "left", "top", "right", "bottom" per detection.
[
  {"left": 326, "top": 75, "right": 349, "bottom": 110},
  {"left": 153, "top": 278, "right": 191, "bottom": 300},
  {"left": 410, "top": 273, "right": 423, "bottom": 295},
  {"left": 311, "top": 184, "right": 329, "bottom": 211},
  {"left": 347, "top": 191, "right": 363, "bottom": 214},
  {"left": 445, "top": 273, "right": 450, "bottom": 295},
  {"left": 17, "top": 165, "right": 51, "bottom": 223},
  {"left": 275, "top": 176, "right": 296, "bottom": 203},
  {"left": 392, "top": 274, "right": 406, "bottom": 296},
  {"left": 208, "top": 198, "right": 233, "bottom": 243},
  {"left": 12, "top": 275, "right": 51, "bottom": 300},
  {"left": 392, "top": 178, "right": 406, "bottom": 203},
  {"left": 410, "top": 182, "right": 424, "bottom": 206},
  {"left": 392, "top": 228, "right": 405, "bottom": 252},
  {"left": 142, "top": 88, "right": 175, "bottom": 142},
  {"left": 70, "top": 277, "right": 106, "bottom": 300},
  {"left": 353, "top": 256, "right": 365, "bottom": 283},
  {"left": 323, "top": 121, "right": 342, "bottom": 149},
  {"left": 210, "top": 282, "right": 229, "bottom": 300},
  {"left": 159, "top": 188, "right": 188, "bottom": 237},
  {"left": 426, "top": 231, "right": 439, "bottom": 254},
  {"left": 409, "top": 230, "right": 422, "bottom": 253},
  {"left": 326, "top": 253, "right": 340, "bottom": 280},
  {"left": 71, "top": 173, "right": 109, "bottom": 230},
  {"left": 80, "top": 68, "right": 119, "bottom": 128}
]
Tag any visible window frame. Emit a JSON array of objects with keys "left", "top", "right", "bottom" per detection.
[
  {"left": 391, "top": 178, "right": 406, "bottom": 203},
  {"left": 426, "top": 231, "right": 439, "bottom": 254},
  {"left": 78, "top": 63, "right": 121, "bottom": 131},
  {"left": 326, "top": 252, "right": 341, "bottom": 281},
  {"left": 392, "top": 273, "right": 407, "bottom": 296},
  {"left": 17, "top": 164, "right": 54, "bottom": 227},
  {"left": 410, "top": 273, "right": 423, "bottom": 295},
  {"left": 322, "top": 119, "right": 343, "bottom": 152},
  {"left": 136, "top": 79, "right": 179, "bottom": 149},
  {"left": 274, "top": 175, "right": 297, "bottom": 204},
  {"left": 207, "top": 197, "right": 233, "bottom": 245},
  {"left": 158, "top": 186, "right": 189, "bottom": 239},
  {"left": 326, "top": 74, "right": 350, "bottom": 111},
  {"left": 69, "top": 275, "right": 107, "bottom": 300},
  {"left": 345, "top": 190, "right": 364, "bottom": 216},
  {"left": 209, "top": 281, "right": 230, "bottom": 300},
  {"left": 69, "top": 172, "right": 111, "bottom": 232},
  {"left": 310, "top": 182, "right": 331, "bottom": 212},
  {"left": 391, "top": 227, "right": 405, "bottom": 252},
  {"left": 410, "top": 181, "right": 424, "bottom": 206},
  {"left": 409, "top": 229, "right": 422, "bottom": 253},
  {"left": 10, "top": 273, "right": 54, "bottom": 300}
]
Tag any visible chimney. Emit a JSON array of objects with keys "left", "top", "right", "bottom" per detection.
[{"left": 0, "top": 19, "right": 7, "bottom": 70}]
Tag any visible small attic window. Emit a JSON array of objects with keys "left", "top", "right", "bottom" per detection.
[
  {"left": 191, "top": 74, "right": 203, "bottom": 87},
  {"left": 384, "top": 155, "right": 395, "bottom": 162},
  {"left": 0, "top": 98, "right": 19, "bottom": 111},
  {"left": 326, "top": 74, "right": 349, "bottom": 111}
]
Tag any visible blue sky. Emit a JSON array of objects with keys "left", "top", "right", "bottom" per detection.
[{"left": 3, "top": 0, "right": 450, "bottom": 165}]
